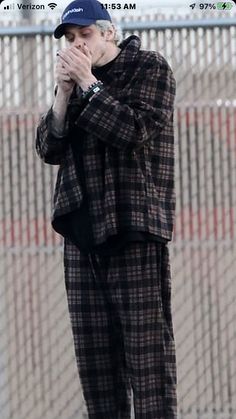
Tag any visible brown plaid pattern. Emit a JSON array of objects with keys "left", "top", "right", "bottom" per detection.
[
  {"left": 64, "top": 239, "right": 177, "bottom": 419},
  {"left": 35, "top": 35, "right": 176, "bottom": 244}
]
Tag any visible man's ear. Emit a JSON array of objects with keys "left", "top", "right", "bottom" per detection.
[{"left": 104, "top": 27, "right": 115, "bottom": 42}]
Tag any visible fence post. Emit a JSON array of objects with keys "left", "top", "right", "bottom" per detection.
[
  {"left": 18, "top": 0, "right": 37, "bottom": 107},
  {"left": 20, "top": 0, "right": 32, "bottom": 22}
]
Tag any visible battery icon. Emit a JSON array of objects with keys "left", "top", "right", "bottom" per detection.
[{"left": 217, "top": 2, "right": 233, "bottom": 9}]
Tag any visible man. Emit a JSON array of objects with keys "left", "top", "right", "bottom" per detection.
[{"left": 36, "top": 0, "right": 177, "bottom": 417}]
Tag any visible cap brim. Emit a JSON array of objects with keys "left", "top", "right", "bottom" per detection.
[{"left": 54, "top": 18, "right": 96, "bottom": 39}]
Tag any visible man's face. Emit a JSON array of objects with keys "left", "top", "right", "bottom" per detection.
[{"left": 64, "top": 24, "right": 108, "bottom": 67}]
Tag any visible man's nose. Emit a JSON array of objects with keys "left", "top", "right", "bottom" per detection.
[{"left": 72, "top": 37, "right": 83, "bottom": 48}]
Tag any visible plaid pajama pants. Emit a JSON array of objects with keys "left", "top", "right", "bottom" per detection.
[{"left": 64, "top": 238, "right": 177, "bottom": 419}]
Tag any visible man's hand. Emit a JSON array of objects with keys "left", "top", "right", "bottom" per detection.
[
  {"left": 54, "top": 58, "right": 75, "bottom": 97},
  {"left": 57, "top": 44, "right": 97, "bottom": 92}
]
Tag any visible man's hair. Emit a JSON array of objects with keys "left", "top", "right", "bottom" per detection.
[{"left": 95, "top": 20, "right": 123, "bottom": 45}]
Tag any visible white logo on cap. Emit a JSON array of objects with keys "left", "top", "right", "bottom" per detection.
[{"left": 63, "top": 8, "right": 84, "bottom": 20}]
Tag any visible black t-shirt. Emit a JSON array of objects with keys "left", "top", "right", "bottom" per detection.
[{"left": 61, "top": 51, "right": 167, "bottom": 255}]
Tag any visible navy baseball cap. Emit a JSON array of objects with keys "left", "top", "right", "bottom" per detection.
[{"left": 54, "top": 0, "right": 112, "bottom": 39}]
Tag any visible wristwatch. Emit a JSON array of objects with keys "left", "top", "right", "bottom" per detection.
[{"left": 81, "top": 80, "right": 104, "bottom": 103}]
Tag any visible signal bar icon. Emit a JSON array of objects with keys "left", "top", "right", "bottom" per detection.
[
  {"left": 48, "top": 3, "right": 57, "bottom": 9},
  {"left": 4, "top": 3, "right": 14, "bottom": 9}
]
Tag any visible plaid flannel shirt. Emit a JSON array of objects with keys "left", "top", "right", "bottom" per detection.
[{"left": 35, "top": 35, "right": 176, "bottom": 244}]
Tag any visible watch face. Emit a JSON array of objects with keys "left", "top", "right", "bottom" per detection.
[{"left": 93, "top": 86, "right": 100, "bottom": 93}]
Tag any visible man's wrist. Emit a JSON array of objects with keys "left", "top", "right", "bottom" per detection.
[
  {"left": 81, "top": 80, "right": 104, "bottom": 102},
  {"left": 54, "top": 85, "right": 71, "bottom": 100},
  {"left": 80, "top": 77, "right": 98, "bottom": 92},
  {"left": 52, "top": 88, "right": 71, "bottom": 136}
]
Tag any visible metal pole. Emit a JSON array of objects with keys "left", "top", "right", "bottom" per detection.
[
  {"left": 18, "top": 0, "right": 37, "bottom": 106},
  {"left": 0, "top": 247, "right": 10, "bottom": 418},
  {"left": 20, "top": 0, "right": 32, "bottom": 22},
  {"left": 1, "top": 17, "right": 236, "bottom": 37}
]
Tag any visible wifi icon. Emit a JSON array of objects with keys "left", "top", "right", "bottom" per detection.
[{"left": 48, "top": 3, "right": 57, "bottom": 9}]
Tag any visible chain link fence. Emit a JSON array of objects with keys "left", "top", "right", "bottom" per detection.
[{"left": 0, "top": 9, "right": 236, "bottom": 419}]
